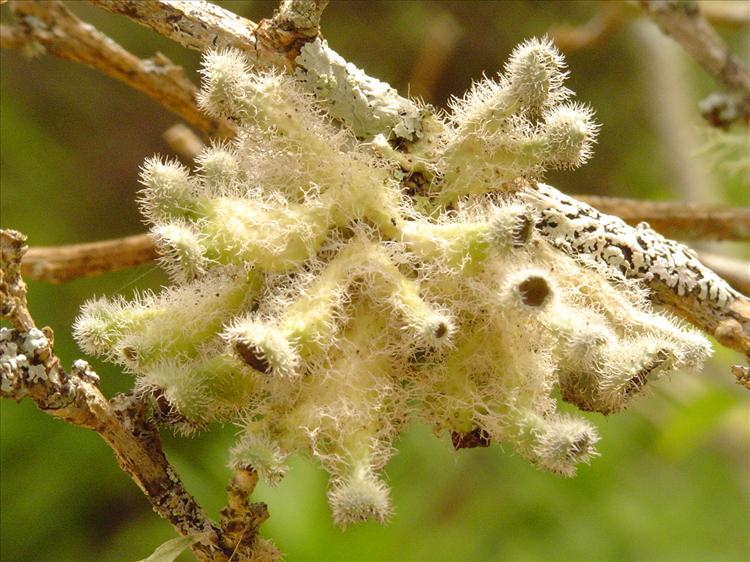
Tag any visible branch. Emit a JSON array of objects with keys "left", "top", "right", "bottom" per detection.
[
  {"left": 655, "top": 278, "right": 750, "bottom": 356},
  {"left": 273, "top": 0, "right": 329, "bottom": 36},
  {"left": 15, "top": 197, "right": 748, "bottom": 286},
  {"left": 577, "top": 196, "right": 750, "bottom": 241},
  {"left": 4, "top": 0, "right": 234, "bottom": 138},
  {"left": 163, "top": 123, "right": 207, "bottom": 162},
  {"left": 699, "top": 1, "right": 750, "bottom": 27},
  {"left": 9, "top": 0, "right": 336, "bottom": 142},
  {"left": 1, "top": 229, "right": 35, "bottom": 331},
  {"left": 91, "top": 0, "right": 426, "bottom": 142},
  {"left": 88, "top": 0, "right": 327, "bottom": 65},
  {"left": 1, "top": 230, "right": 226, "bottom": 561},
  {"left": 549, "top": 2, "right": 628, "bottom": 52},
  {"left": 550, "top": 0, "right": 749, "bottom": 53},
  {"left": 407, "top": 10, "right": 463, "bottom": 102},
  {"left": 640, "top": 0, "right": 750, "bottom": 123},
  {"left": 219, "top": 467, "right": 278, "bottom": 560},
  {"left": 0, "top": 23, "right": 26, "bottom": 50},
  {"left": 88, "top": 0, "right": 290, "bottom": 68},
  {"left": 21, "top": 234, "right": 158, "bottom": 284},
  {"left": 2, "top": 229, "right": 278, "bottom": 559}
]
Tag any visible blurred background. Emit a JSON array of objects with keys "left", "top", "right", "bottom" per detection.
[{"left": 1, "top": 1, "right": 748, "bottom": 561}]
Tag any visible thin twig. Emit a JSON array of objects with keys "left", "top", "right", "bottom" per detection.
[
  {"left": 640, "top": 0, "right": 750, "bottom": 122},
  {"left": 163, "top": 123, "right": 206, "bottom": 162},
  {"left": 88, "top": 0, "right": 329, "bottom": 67},
  {"left": 21, "top": 234, "right": 158, "bottom": 284},
  {"left": 4, "top": 0, "right": 234, "bottom": 138},
  {"left": 633, "top": 20, "right": 718, "bottom": 203},
  {"left": 407, "top": 10, "right": 463, "bottom": 102},
  {"left": 550, "top": 0, "right": 749, "bottom": 53},
  {"left": 1, "top": 230, "right": 228, "bottom": 562},
  {"left": 549, "top": 2, "right": 628, "bottom": 52},
  {"left": 699, "top": 1, "right": 750, "bottom": 28},
  {"left": 696, "top": 251, "right": 750, "bottom": 297},
  {"left": 577, "top": 198, "right": 750, "bottom": 241}
]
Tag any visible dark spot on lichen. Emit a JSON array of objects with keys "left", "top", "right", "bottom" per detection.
[
  {"left": 518, "top": 276, "right": 551, "bottom": 307},
  {"left": 149, "top": 389, "right": 194, "bottom": 429},
  {"left": 624, "top": 348, "right": 670, "bottom": 397},
  {"left": 624, "top": 370, "right": 649, "bottom": 397},
  {"left": 235, "top": 341, "right": 272, "bottom": 374},
  {"left": 434, "top": 322, "right": 448, "bottom": 339},
  {"left": 512, "top": 213, "right": 534, "bottom": 247}
]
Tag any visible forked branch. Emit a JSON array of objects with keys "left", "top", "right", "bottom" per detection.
[
  {"left": 21, "top": 234, "right": 158, "bottom": 284},
  {"left": 1, "top": 230, "right": 228, "bottom": 562},
  {"left": 4, "top": 0, "right": 234, "bottom": 138},
  {"left": 640, "top": 0, "right": 750, "bottom": 125}
]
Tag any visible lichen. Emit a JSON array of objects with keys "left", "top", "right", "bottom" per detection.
[
  {"left": 295, "top": 38, "right": 427, "bottom": 142},
  {"left": 74, "top": 38, "right": 711, "bottom": 527},
  {"left": 521, "top": 182, "right": 741, "bottom": 308}
]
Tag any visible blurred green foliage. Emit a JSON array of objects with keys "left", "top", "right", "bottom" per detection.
[{"left": 1, "top": 1, "right": 748, "bottom": 561}]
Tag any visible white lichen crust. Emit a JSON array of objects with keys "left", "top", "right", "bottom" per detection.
[
  {"left": 295, "top": 38, "right": 427, "bottom": 142},
  {"left": 521, "top": 183, "right": 740, "bottom": 308},
  {"left": 73, "top": 39, "right": 712, "bottom": 528},
  {"left": 1, "top": 327, "right": 61, "bottom": 397}
]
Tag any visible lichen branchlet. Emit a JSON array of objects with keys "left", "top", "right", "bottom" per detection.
[{"left": 74, "top": 38, "right": 711, "bottom": 528}]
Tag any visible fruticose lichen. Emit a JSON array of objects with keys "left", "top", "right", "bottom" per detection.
[{"left": 74, "top": 38, "right": 711, "bottom": 527}]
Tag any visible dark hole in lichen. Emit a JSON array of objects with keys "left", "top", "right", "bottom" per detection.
[
  {"left": 624, "top": 348, "right": 670, "bottom": 396},
  {"left": 235, "top": 341, "right": 272, "bottom": 374},
  {"left": 408, "top": 348, "right": 430, "bottom": 365},
  {"left": 451, "top": 428, "right": 491, "bottom": 450},
  {"left": 121, "top": 346, "right": 137, "bottom": 362},
  {"left": 512, "top": 214, "right": 534, "bottom": 247},
  {"left": 434, "top": 322, "right": 448, "bottom": 339},
  {"left": 568, "top": 435, "right": 590, "bottom": 459},
  {"left": 518, "top": 276, "right": 550, "bottom": 307}
]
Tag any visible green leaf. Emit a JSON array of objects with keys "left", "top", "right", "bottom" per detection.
[{"left": 136, "top": 534, "right": 201, "bottom": 562}]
